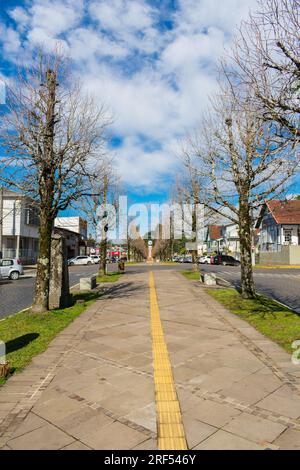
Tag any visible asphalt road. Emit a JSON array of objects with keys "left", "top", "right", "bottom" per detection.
[{"left": 0, "top": 262, "right": 299, "bottom": 319}]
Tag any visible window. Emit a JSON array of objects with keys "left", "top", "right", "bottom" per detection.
[
  {"left": 0, "top": 260, "right": 13, "bottom": 266},
  {"left": 284, "top": 230, "right": 292, "bottom": 244},
  {"left": 25, "top": 205, "right": 39, "bottom": 226}
]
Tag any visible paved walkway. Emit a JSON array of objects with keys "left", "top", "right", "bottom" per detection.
[{"left": 1, "top": 270, "right": 300, "bottom": 450}]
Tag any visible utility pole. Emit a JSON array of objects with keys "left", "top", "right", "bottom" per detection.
[{"left": 0, "top": 186, "right": 3, "bottom": 259}]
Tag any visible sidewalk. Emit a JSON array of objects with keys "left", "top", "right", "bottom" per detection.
[{"left": 1, "top": 270, "right": 300, "bottom": 450}]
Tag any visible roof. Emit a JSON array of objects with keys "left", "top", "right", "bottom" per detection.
[
  {"left": 266, "top": 200, "right": 300, "bottom": 225},
  {"left": 208, "top": 225, "right": 223, "bottom": 240}
]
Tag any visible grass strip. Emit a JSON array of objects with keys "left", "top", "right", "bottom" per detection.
[
  {"left": 0, "top": 291, "right": 99, "bottom": 386},
  {"left": 207, "top": 288, "right": 300, "bottom": 353}
]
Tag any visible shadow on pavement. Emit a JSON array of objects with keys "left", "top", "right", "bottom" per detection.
[{"left": 102, "top": 281, "right": 145, "bottom": 299}]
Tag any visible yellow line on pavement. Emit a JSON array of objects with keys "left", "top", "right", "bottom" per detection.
[{"left": 149, "top": 271, "right": 188, "bottom": 451}]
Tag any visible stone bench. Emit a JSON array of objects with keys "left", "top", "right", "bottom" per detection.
[
  {"left": 200, "top": 273, "right": 217, "bottom": 286},
  {"left": 80, "top": 275, "right": 97, "bottom": 291}
]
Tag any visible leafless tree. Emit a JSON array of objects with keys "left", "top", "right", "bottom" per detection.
[
  {"left": 0, "top": 49, "right": 111, "bottom": 311},
  {"left": 184, "top": 83, "right": 298, "bottom": 298},
  {"left": 231, "top": 0, "right": 300, "bottom": 143},
  {"left": 76, "top": 159, "right": 120, "bottom": 276},
  {"left": 128, "top": 225, "right": 147, "bottom": 261}
]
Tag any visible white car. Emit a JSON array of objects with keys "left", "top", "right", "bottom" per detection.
[
  {"left": 68, "top": 256, "right": 95, "bottom": 266},
  {"left": 199, "top": 256, "right": 211, "bottom": 264},
  {"left": 90, "top": 255, "right": 100, "bottom": 264},
  {"left": 0, "top": 258, "right": 24, "bottom": 280}
]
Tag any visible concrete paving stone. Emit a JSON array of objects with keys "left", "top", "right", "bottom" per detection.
[
  {"left": 100, "top": 391, "right": 153, "bottom": 416},
  {"left": 124, "top": 403, "right": 157, "bottom": 433},
  {"left": 9, "top": 413, "right": 47, "bottom": 439},
  {"left": 184, "top": 399, "right": 241, "bottom": 428},
  {"left": 273, "top": 429, "right": 300, "bottom": 450},
  {"left": 182, "top": 416, "right": 218, "bottom": 449},
  {"left": 73, "top": 382, "right": 120, "bottom": 403},
  {"left": 219, "top": 369, "right": 282, "bottom": 405},
  {"left": 32, "top": 393, "right": 87, "bottom": 422},
  {"left": 77, "top": 421, "right": 147, "bottom": 450},
  {"left": 256, "top": 385, "right": 300, "bottom": 419},
  {"left": 0, "top": 402, "right": 17, "bottom": 412},
  {"left": 61, "top": 440, "right": 92, "bottom": 450},
  {"left": 58, "top": 408, "right": 114, "bottom": 438},
  {"left": 121, "top": 354, "right": 153, "bottom": 368},
  {"left": 194, "top": 429, "right": 264, "bottom": 450},
  {"left": 133, "top": 438, "right": 157, "bottom": 450},
  {"left": 7, "top": 423, "right": 74, "bottom": 450},
  {"left": 223, "top": 412, "right": 287, "bottom": 444}
]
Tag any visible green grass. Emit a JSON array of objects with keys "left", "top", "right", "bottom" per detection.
[
  {"left": 207, "top": 288, "right": 300, "bottom": 353},
  {"left": 0, "top": 291, "right": 99, "bottom": 386},
  {"left": 97, "top": 271, "right": 123, "bottom": 283},
  {"left": 181, "top": 270, "right": 200, "bottom": 281}
]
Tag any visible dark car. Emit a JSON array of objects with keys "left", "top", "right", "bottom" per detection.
[{"left": 212, "top": 255, "right": 241, "bottom": 266}]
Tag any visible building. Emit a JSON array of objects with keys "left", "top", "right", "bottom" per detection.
[
  {"left": 54, "top": 216, "right": 87, "bottom": 239},
  {"left": 256, "top": 200, "right": 300, "bottom": 265},
  {"left": 0, "top": 189, "right": 39, "bottom": 264},
  {"left": 53, "top": 226, "right": 84, "bottom": 259},
  {"left": 203, "top": 225, "right": 224, "bottom": 254},
  {"left": 221, "top": 224, "right": 241, "bottom": 260}
]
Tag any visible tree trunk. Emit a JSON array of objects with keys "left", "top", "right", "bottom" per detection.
[
  {"left": 32, "top": 209, "right": 53, "bottom": 312},
  {"left": 192, "top": 251, "right": 198, "bottom": 272},
  {"left": 239, "top": 204, "right": 255, "bottom": 298},
  {"left": 98, "top": 239, "right": 107, "bottom": 277}
]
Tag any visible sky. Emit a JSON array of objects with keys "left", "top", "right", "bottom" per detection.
[{"left": 0, "top": 0, "right": 261, "bottom": 208}]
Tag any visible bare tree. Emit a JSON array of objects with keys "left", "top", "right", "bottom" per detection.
[
  {"left": 232, "top": 0, "right": 300, "bottom": 142},
  {"left": 76, "top": 159, "right": 119, "bottom": 277},
  {"left": 185, "top": 84, "right": 297, "bottom": 298},
  {"left": 128, "top": 226, "right": 147, "bottom": 261},
  {"left": 0, "top": 50, "right": 110, "bottom": 312}
]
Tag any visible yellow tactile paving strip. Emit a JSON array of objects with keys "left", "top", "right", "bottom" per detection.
[{"left": 149, "top": 272, "right": 188, "bottom": 450}]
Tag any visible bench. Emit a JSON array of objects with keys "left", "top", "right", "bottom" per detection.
[{"left": 80, "top": 275, "right": 97, "bottom": 291}]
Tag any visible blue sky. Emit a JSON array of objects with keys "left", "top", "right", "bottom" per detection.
[{"left": 0, "top": 0, "right": 268, "bottom": 210}]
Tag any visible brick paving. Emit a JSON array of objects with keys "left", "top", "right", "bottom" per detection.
[{"left": 1, "top": 269, "right": 300, "bottom": 449}]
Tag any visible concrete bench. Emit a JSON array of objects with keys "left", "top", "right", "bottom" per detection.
[
  {"left": 80, "top": 275, "right": 97, "bottom": 291},
  {"left": 200, "top": 273, "right": 217, "bottom": 286}
]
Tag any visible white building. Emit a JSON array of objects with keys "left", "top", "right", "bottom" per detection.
[
  {"left": 1, "top": 189, "right": 39, "bottom": 263},
  {"left": 54, "top": 216, "right": 87, "bottom": 239}
]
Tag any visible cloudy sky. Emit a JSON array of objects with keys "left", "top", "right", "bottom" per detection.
[{"left": 0, "top": 0, "right": 259, "bottom": 205}]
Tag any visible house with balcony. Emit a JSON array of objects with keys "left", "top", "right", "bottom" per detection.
[
  {"left": 1, "top": 189, "right": 39, "bottom": 264},
  {"left": 256, "top": 200, "right": 300, "bottom": 265}
]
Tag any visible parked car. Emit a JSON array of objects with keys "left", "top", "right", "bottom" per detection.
[
  {"left": 0, "top": 258, "right": 24, "bottom": 280},
  {"left": 212, "top": 255, "right": 241, "bottom": 266},
  {"left": 68, "top": 256, "right": 95, "bottom": 266},
  {"left": 90, "top": 255, "right": 100, "bottom": 264},
  {"left": 198, "top": 256, "right": 211, "bottom": 264},
  {"left": 183, "top": 255, "right": 192, "bottom": 263}
]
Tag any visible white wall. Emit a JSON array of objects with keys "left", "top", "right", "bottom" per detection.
[{"left": 2, "top": 197, "right": 39, "bottom": 239}]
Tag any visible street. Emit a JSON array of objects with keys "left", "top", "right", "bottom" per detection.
[{"left": 0, "top": 263, "right": 299, "bottom": 319}]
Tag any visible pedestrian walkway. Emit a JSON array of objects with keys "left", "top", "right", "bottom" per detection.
[{"left": 1, "top": 270, "right": 300, "bottom": 450}]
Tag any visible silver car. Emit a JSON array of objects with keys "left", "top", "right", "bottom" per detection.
[
  {"left": 68, "top": 255, "right": 95, "bottom": 266},
  {"left": 0, "top": 259, "right": 24, "bottom": 280}
]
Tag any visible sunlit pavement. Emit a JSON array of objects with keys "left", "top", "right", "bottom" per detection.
[{"left": 1, "top": 269, "right": 300, "bottom": 450}]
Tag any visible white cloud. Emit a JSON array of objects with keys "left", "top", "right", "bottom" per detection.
[{"left": 2, "top": 0, "right": 259, "bottom": 191}]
